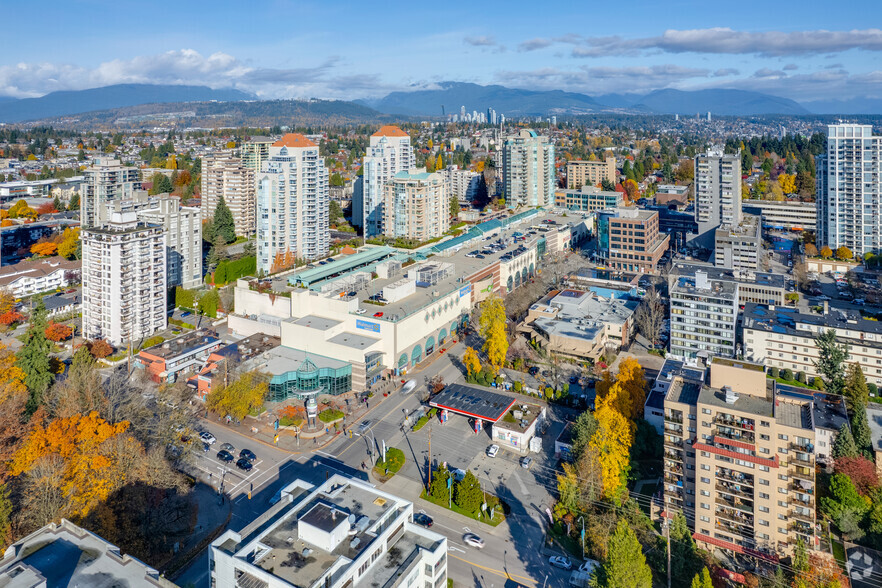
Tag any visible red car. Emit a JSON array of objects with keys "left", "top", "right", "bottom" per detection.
[{"left": 373, "top": 312, "right": 384, "bottom": 318}]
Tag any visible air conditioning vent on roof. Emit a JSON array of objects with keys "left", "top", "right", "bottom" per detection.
[{"left": 723, "top": 386, "right": 739, "bottom": 404}]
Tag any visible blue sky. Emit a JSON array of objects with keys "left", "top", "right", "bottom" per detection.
[{"left": 2, "top": 0, "right": 881, "bottom": 102}]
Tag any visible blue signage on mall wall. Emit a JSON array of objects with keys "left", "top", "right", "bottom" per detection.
[
  {"left": 356, "top": 320, "right": 381, "bottom": 333},
  {"left": 459, "top": 284, "right": 472, "bottom": 298}
]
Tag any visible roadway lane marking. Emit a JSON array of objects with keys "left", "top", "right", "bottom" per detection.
[
  {"left": 447, "top": 553, "right": 538, "bottom": 586},
  {"left": 448, "top": 544, "right": 465, "bottom": 553},
  {"left": 314, "top": 450, "right": 337, "bottom": 458}
]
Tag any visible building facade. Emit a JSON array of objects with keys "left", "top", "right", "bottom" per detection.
[
  {"left": 443, "top": 165, "right": 480, "bottom": 202},
  {"left": 355, "top": 126, "right": 414, "bottom": 236},
  {"left": 0, "top": 257, "right": 80, "bottom": 298},
  {"left": 664, "top": 358, "right": 845, "bottom": 561},
  {"left": 597, "top": 206, "right": 670, "bottom": 273},
  {"left": 502, "top": 129, "right": 555, "bottom": 209},
  {"left": 669, "top": 270, "right": 739, "bottom": 359},
  {"left": 82, "top": 158, "right": 139, "bottom": 228},
  {"left": 566, "top": 157, "right": 616, "bottom": 189},
  {"left": 241, "top": 136, "right": 275, "bottom": 171},
  {"left": 556, "top": 185, "right": 623, "bottom": 211},
  {"left": 256, "top": 134, "right": 330, "bottom": 274},
  {"left": 743, "top": 302, "right": 882, "bottom": 387},
  {"left": 201, "top": 153, "right": 256, "bottom": 237},
  {"left": 383, "top": 169, "right": 451, "bottom": 241},
  {"left": 135, "top": 195, "right": 202, "bottom": 289},
  {"left": 816, "top": 123, "right": 882, "bottom": 256},
  {"left": 714, "top": 213, "right": 762, "bottom": 272},
  {"left": 694, "top": 149, "right": 742, "bottom": 248},
  {"left": 742, "top": 200, "right": 817, "bottom": 232},
  {"left": 210, "top": 474, "right": 448, "bottom": 588},
  {"left": 82, "top": 212, "right": 166, "bottom": 347}
]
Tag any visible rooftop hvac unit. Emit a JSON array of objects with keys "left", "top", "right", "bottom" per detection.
[{"left": 723, "top": 386, "right": 739, "bottom": 404}]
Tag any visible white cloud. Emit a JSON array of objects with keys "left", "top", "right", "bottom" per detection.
[
  {"left": 533, "top": 28, "right": 882, "bottom": 58},
  {"left": 0, "top": 49, "right": 365, "bottom": 99},
  {"left": 464, "top": 35, "right": 498, "bottom": 47}
]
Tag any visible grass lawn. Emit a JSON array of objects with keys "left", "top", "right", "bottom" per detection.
[
  {"left": 420, "top": 490, "right": 505, "bottom": 527},
  {"left": 373, "top": 447, "right": 405, "bottom": 481},
  {"left": 831, "top": 534, "right": 848, "bottom": 574}
]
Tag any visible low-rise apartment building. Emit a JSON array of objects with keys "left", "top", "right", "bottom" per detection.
[
  {"left": 663, "top": 358, "right": 847, "bottom": 561},
  {"left": 566, "top": 157, "right": 616, "bottom": 189},
  {"left": 136, "top": 332, "right": 223, "bottom": 383},
  {"left": 0, "top": 257, "right": 80, "bottom": 298},
  {"left": 597, "top": 206, "right": 670, "bottom": 273},
  {"left": 210, "top": 474, "right": 447, "bottom": 588},
  {"left": 669, "top": 269, "right": 739, "bottom": 359},
  {"left": 743, "top": 302, "right": 882, "bottom": 387}
]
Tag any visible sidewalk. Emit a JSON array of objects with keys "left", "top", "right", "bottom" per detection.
[{"left": 202, "top": 387, "right": 396, "bottom": 455}]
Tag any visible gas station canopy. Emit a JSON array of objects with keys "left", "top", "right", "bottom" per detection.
[{"left": 429, "top": 383, "right": 518, "bottom": 423}]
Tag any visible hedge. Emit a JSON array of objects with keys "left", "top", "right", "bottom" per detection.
[
  {"left": 318, "top": 409, "right": 344, "bottom": 423},
  {"left": 140, "top": 336, "right": 165, "bottom": 350},
  {"left": 215, "top": 256, "right": 256, "bottom": 286}
]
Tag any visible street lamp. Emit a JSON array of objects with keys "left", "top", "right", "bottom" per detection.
[{"left": 578, "top": 515, "right": 585, "bottom": 560}]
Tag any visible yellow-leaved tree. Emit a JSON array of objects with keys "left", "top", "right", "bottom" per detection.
[
  {"left": 9, "top": 411, "right": 132, "bottom": 518},
  {"left": 0, "top": 342, "right": 26, "bottom": 403},
  {"left": 463, "top": 347, "right": 481, "bottom": 377},
  {"left": 590, "top": 386, "right": 633, "bottom": 499},
  {"left": 614, "top": 357, "right": 647, "bottom": 420},
  {"left": 478, "top": 294, "right": 508, "bottom": 373},
  {"left": 778, "top": 173, "right": 796, "bottom": 195},
  {"left": 57, "top": 228, "right": 80, "bottom": 260},
  {"left": 206, "top": 370, "right": 268, "bottom": 420}
]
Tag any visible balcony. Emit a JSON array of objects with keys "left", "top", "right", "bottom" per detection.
[
  {"left": 789, "top": 441, "right": 814, "bottom": 453},
  {"left": 789, "top": 494, "right": 814, "bottom": 507},
  {"left": 714, "top": 415, "right": 756, "bottom": 431},
  {"left": 716, "top": 496, "right": 753, "bottom": 514},
  {"left": 716, "top": 519, "right": 755, "bottom": 540},
  {"left": 664, "top": 450, "right": 683, "bottom": 462},
  {"left": 715, "top": 426, "right": 756, "bottom": 444},
  {"left": 664, "top": 473, "right": 683, "bottom": 485},
  {"left": 790, "top": 510, "right": 814, "bottom": 525},
  {"left": 716, "top": 483, "right": 753, "bottom": 501},
  {"left": 664, "top": 413, "right": 683, "bottom": 424},
  {"left": 664, "top": 423, "right": 684, "bottom": 436},
  {"left": 790, "top": 521, "right": 814, "bottom": 538},
  {"left": 716, "top": 507, "right": 753, "bottom": 527},
  {"left": 789, "top": 455, "right": 813, "bottom": 468},
  {"left": 664, "top": 438, "right": 684, "bottom": 451},
  {"left": 715, "top": 469, "right": 753, "bottom": 486},
  {"left": 791, "top": 466, "right": 814, "bottom": 482},
  {"left": 665, "top": 461, "right": 683, "bottom": 475}
]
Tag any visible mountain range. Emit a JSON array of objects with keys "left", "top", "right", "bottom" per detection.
[
  {"left": 1, "top": 81, "right": 880, "bottom": 125},
  {"left": 0, "top": 84, "right": 253, "bottom": 123}
]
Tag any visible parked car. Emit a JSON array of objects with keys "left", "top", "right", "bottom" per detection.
[
  {"left": 854, "top": 298, "right": 866, "bottom": 306},
  {"left": 528, "top": 366, "right": 540, "bottom": 376},
  {"left": 355, "top": 308, "right": 367, "bottom": 315},
  {"left": 486, "top": 444, "right": 499, "bottom": 458},
  {"left": 220, "top": 442, "right": 235, "bottom": 452},
  {"left": 239, "top": 449, "right": 256, "bottom": 461},
  {"left": 373, "top": 312, "right": 384, "bottom": 318},
  {"left": 217, "top": 450, "right": 234, "bottom": 462},
  {"left": 200, "top": 432, "right": 216, "bottom": 445},
  {"left": 463, "top": 533, "right": 484, "bottom": 549},
  {"left": 815, "top": 295, "right": 831, "bottom": 301},
  {"left": 549, "top": 555, "right": 573, "bottom": 570},
  {"left": 236, "top": 457, "right": 253, "bottom": 471},
  {"left": 520, "top": 456, "right": 533, "bottom": 469},
  {"left": 413, "top": 513, "right": 433, "bottom": 528}
]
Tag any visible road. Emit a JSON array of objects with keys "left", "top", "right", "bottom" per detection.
[{"left": 173, "top": 341, "right": 576, "bottom": 588}]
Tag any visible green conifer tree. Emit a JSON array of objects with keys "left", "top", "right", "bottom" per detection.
[
  {"left": 832, "top": 423, "right": 859, "bottom": 460},
  {"left": 593, "top": 520, "right": 652, "bottom": 588},
  {"left": 16, "top": 299, "right": 53, "bottom": 413},
  {"left": 213, "top": 195, "right": 236, "bottom": 245}
]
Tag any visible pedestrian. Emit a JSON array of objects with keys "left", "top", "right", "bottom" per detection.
[{"left": 313, "top": 436, "right": 317, "bottom": 445}]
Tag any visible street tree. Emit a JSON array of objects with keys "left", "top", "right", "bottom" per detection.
[
  {"left": 478, "top": 294, "right": 508, "bottom": 372},
  {"left": 453, "top": 470, "right": 483, "bottom": 515},
  {"left": 462, "top": 347, "right": 481, "bottom": 377},
  {"left": 594, "top": 519, "right": 652, "bottom": 588},
  {"left": 206, "top": 370, "right": 267, "bottom": 420},
  {"left": 590, "top": 386, "right": 633, "bottom": 499},
  {"left": 634, "top": 286, "right": 664, "bottom": 347}
]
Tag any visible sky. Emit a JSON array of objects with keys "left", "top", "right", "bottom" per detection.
[{"left": 1, "top": 0, "right": 881, "bottom": 104}]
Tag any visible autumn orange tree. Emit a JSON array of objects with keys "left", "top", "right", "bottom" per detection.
[
  {"left": 88, "top": 339, "right": 113, "bottom": 359},
  {"left": 0, "top": 311, "right": 24, "bottom": 327},
  {"left": 9, "top": 411, "right": 132, "bottom": 519},
  {"left": 30, "top": 241, "right": 58, "bottom": 257},
  {"left": 0, "top": 342, "right": 26, "bottom": 404},
  {"left": 45, "top": 322, "right": 73, "bottom": 342}
]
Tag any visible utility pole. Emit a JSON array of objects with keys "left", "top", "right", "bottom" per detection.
[
  {"left": 664, "top": 517, "right": 671, "bottom": 588},
  {"left": 427, "top": 422, "right": 432, "bottom": 490}
]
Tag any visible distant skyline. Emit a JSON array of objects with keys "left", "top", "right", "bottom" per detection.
[{"left": 2, "top": 0, "right": 881, "bottom": 103}]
